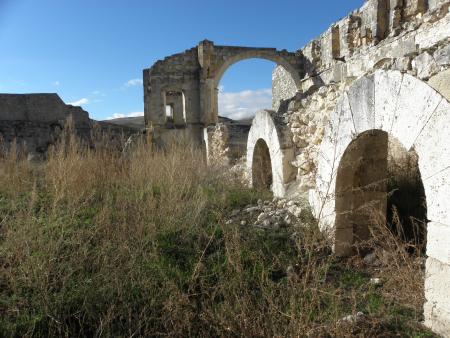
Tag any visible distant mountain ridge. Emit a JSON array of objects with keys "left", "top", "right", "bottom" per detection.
[{"left": 104, "top": 115, "right": 253, "bottom": 130}]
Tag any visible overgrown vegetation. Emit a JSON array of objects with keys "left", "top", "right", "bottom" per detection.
[{"left": 0, "top": 130, "right": 436, "bottom": 337}]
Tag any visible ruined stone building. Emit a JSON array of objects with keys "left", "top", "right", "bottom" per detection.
[
  {"left": 0, "top": 94, "right": 136, "bottom": 158},
  {"left": 143, "top": 0, "right": 450, "bottom": 335}
]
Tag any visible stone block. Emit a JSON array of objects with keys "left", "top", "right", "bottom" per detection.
[
  {"left": 391, "top": 73, "right": 442, "bottom": 150},
  {"left": 425, "top": 257, "right": 450, "bottom": 315},
  {"left": 347, "top": 74, "right": 375, "bottom": 133},
  {"left": 416, "top": 12, "right": 450, "bottom": 49},
  {"left": 434, "top": 44, "right": 450, "bottom": 66},
  {"left": 421, "top": 168, "right": 450, "bottom": 225},
  {"left": 428, "top": 69, "right": 450, "bottom": 101},
  {"left": 426, "top": 222, "right": 450, "bottom": 265},
  {"left": 424, "top": 300, "right": 450, "bottom": 338},
  {"left": 412, "top": 52, "right": 439, "bottom": 80},
  {"left": 414, "top": 98, "right": 450, "bottom": 178}
]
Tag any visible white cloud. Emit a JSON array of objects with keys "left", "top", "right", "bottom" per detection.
[
  {"left": 218, "top": 88, "right": 272, "bottom": 120},
  {"left": 68, "top": 98, "right": 89, "bottom": 106},
  {"left": 52, "top": 81, "right": 60, "bottom": 86},
  {"left": 106, "top": 111, "right": 144, "bottom": 120},
  {"left": 124, "top": 78, "right": 143, "bottom": 88}
]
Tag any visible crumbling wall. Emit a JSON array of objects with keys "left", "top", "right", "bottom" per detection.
[
  {"left": 272, "top": 0, "right": 450, "bottom": 196},
  {"left": 0, "top": 94, "right": 136, "bottom": 158},
  {"left": 144, "top": 41, "right": 305, "bottom": 152},
  {"left": 272, "top": 67, "right": 297, "bottom": 111},
  {"left": 204, "top": 117, "right": 251, "bottom": 165}
]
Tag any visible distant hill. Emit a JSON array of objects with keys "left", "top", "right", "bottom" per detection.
[
  {"left": 104, "top": 116, "right": 145, "bottom": 130},
  {"left": 104, "top": 115, "right": 253, "bottom": 130}
]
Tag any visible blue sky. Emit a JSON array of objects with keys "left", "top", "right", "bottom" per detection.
[{"left": 0, "top": 0, "right": 364, "bottom": 120}]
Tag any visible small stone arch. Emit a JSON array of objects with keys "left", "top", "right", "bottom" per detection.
[
  {"left": 311, "top": 70, "right": 450, "bottom": 332},
  {"left": 247, "top": 110, "right": 296, "bottom": 197},
  {"left": 252, "top": 138, "right": 273, "bottom": 190}
]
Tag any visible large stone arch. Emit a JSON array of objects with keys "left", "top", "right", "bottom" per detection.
[
  {"left": 311, "top": 70, "right": 450, "bottom": 335},
  {"left": 213, "top": 50, "right": 303, "bottom": 89},
  {"left": 247, "top": 110, "right": 296, "bottom": 197},
  {"left": 144, "top": 40, "right": 305, "bottom": 134}
]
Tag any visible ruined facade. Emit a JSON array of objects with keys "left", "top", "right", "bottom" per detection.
[
  {"left": 143, "top": 0, "right": 450, "bottom": 334},
  {"left": 143, "top": 41, "right": 305, "bottom": 155},
  {"left": 0, "top": 94, "right": 136, "bottom": 158}
]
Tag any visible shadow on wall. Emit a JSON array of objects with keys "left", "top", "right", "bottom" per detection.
[{"left": 334, "top": 130, "right": 427, "bottom": 257}]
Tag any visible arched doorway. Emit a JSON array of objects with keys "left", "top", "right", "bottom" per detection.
[
  {"left": 335, "top": 130, "right": 427, "bottom": 256},
  {"left": 246, "top": 110, "right": 295, "bottom": 197},
  {"left": 252, "top": 138, "right": 273, "bottom": 190},
  {"left": 312, "top": 70, "right": 450, "bottom": 333}
]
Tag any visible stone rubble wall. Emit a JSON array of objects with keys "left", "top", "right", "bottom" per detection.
[
  {"left": 0, "top": 94, "right": 137, "bottom": 158},
  {"left": 272, "top": 0, "right": 450, "bottom": 196},
  {"left": 205, "top": 117, "right": 251, "bottom": 166}
]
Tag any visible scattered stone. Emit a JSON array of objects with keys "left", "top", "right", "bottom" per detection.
[
  {"left": 230, "top": 209, "right": 240, "bottom": 217},
  {"left": 257, "top": 213, "right": 268, "bottom": 222},
  {"left": 244, "top": 206, "right": 260, "bottom": 213},
  {"left": 338, "top": 312, "right": 365, "bottom": 325},
  {"left": 363, "top": 252, "right": 379, "bottom": 266},
  {"left": 262, "top": 219, "right": 271, "bottom": 228},
  {"left": 370, "top": 278, "right": 382, "bottom": 286}
]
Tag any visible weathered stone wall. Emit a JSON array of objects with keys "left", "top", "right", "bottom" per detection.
[
  {"left": 272, "top": 0, "right": 450, "bottom": 195},
  {"left": 252, "top": 2, "right": 450, "bottom": 335},
  {"left": 272, "top": 67, "right": 297, "bottom": 111},
  {"left": 308, "top": 70, "right": 450, "bottom": 337},
  {"left": 204, "top": 117, "right": 251, "bottom": 165},
  {"left": 0, "top": 94, "right": 136, "bottom": 158}
]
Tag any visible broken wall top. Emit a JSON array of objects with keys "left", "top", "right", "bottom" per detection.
[
  {"left": 301, "top": 0, "right": 449, "bottom": 76},
  {"left": 0, "top": 93, "right": 90, "bottom": 123}
]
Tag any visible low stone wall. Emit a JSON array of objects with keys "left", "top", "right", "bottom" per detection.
[{"left": 0, "top": 94, "right": 136, "bottom": 158}]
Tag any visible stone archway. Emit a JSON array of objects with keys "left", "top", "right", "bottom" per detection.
[
  {"left": 312, "top": 70, "right": 450, "bottom": 334},
  {"left": 200, "top": 41, "right": 304, "bottom": 125},
  {"left": 247, "top": 110, "right": 295, "bottom": 197},
  {"left": 144, "top": 40, "right": 305, "bottom": 129}
]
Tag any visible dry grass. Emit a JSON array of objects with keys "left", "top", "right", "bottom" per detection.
[{"left": 0, "top": 130, "right": 437, "bottom": 337}]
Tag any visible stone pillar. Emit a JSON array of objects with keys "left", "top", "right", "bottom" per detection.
[
  {"left": 199, "top": 79, "right": 217, "bottom": 125},
  {"left": 183, "top": 86, "right": 201, "bottom": 124},
  {"left": 198, "top": 40, "right": 218, "bottom": 126}
]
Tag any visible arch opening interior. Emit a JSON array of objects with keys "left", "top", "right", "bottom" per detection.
[
  {"left": 335, "top": 130, "right": 427, "bottom": 256},
  {"left": 252, "top": 138, "right": 273, "bottom": 190},
  {"left": 216, "top": 58, "right": 278, "bottom": 122}
]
